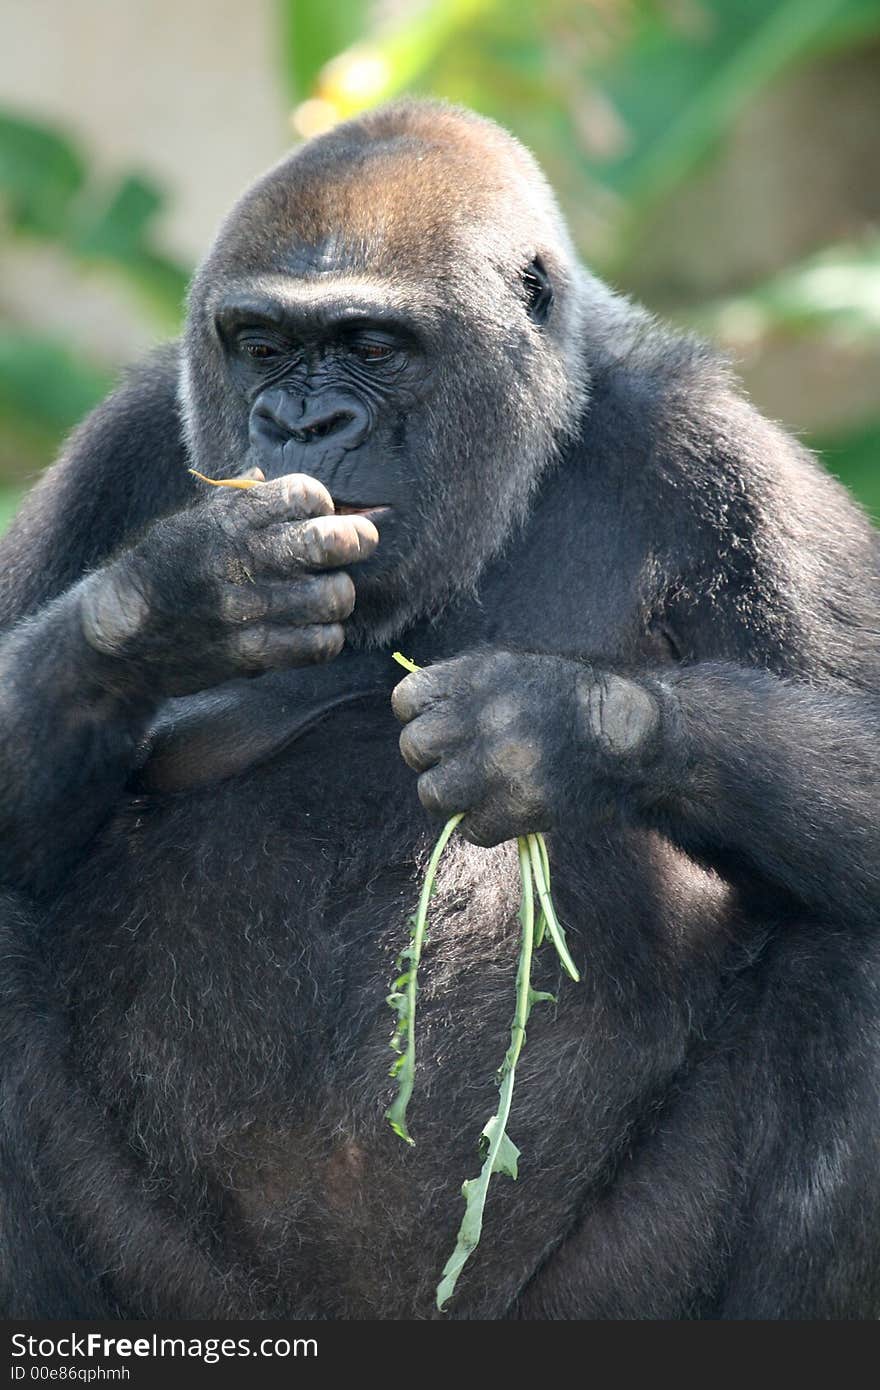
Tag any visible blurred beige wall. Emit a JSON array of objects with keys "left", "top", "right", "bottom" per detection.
[{"left": 1, "top": 0, "right": 291, "bottom": 260}]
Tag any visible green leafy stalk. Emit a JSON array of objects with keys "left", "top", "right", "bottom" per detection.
[
  {"left": 527, "top": 834, "right": 580, "bottom": 982},
  {"left": 385, "top": 810, "right": 464, "bottom": 1144},
  {"left": 530, "top": 831, "right": 551, "bottom": 948},
  {"left": 386, "top": 650, "right": 581, "bottom": 1308},
  {"left": 436, "top": 836, "right": 548, "bottom": 1310}
]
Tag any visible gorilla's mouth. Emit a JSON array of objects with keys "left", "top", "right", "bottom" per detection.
[{"left": 334, "top": 500, "right": 391, "bottom": 516}]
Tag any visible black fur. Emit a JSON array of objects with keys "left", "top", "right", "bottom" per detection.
[{"left": 0, "top": 100, "right": 878, "bottom": 1320}]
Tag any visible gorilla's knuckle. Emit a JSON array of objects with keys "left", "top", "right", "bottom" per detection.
[
  {"left": 391, "top": 682, "right": 413, "bottom": 724},
  {"left": 80, "top": 568, "right": 151, "bottom": 655},
  {"left": 477, "top": 650, "right": 518, "bottom": 684},
  {"left": 398, "top": 725, "right": 421, "bottom": 770},
  {"left": 304, "top": 623, "right": 345, "bottom": 663},
  {"left": 320, "top": 572, "right": 356, "bottom": 621},
  {"left": 233, "top": 625, "right": 271, "bottom": 668},
  {"left": 579, "top": 674, "right": 660, "bottom": 756},
  {"left": 391, "top": 671, "right": 434, "bottom": 723},
  {"left": 487, "top": 736, "right": 542, "bottom": 781},
  {"left": 417, "top": 772, "right": 451, "bottom": 817},
  {"left": 460, "top": 815, "right": 502, "bottom": 849},
  {"left": 298, "top": 519, "right": 334, "bottom": 566},
  {"left": 299, "top": 516, "right": 378, "bottom": 567},
  {"left": 478, "top": 694, "right": 526, "bottom": 738},
  {"left": 399, "top": 721, "right": 443, "bottom": 772},
  {"left": 277, "top": 473, "right": 334, "bottom": 519},
  {"left": 210, "top": 495, "right": 249, "bottom": 542},
  {"left": 218, "top": 585, "right": 262, "bottom": 625}
]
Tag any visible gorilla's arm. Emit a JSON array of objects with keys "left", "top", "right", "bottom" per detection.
[
  {"left": 0, "top": 346, "right": 194, "bottom": 630},
  {"left": 0, "top": 422, "right": 374, "bottom": 898},
  {"left": 395, "top": 357, "right": 880, "bottom": 932},
  {"left": 647, "top": 662, "right": 880, "bottom": 929},
  {"left": 0, "top": 348, "right": 190, "bottom": 896},
  {"left": 393, "top": 652, "right": 880, "bottom": 931}
]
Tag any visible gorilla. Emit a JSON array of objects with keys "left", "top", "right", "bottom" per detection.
[{"left": 0, "top": 99, "right": 878, "bottom": 1321}]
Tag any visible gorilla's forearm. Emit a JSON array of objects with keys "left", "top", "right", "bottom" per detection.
[
  {"left": 644, "top": 663, "right": 880, "bottom": 927},
  {"left": 0, "top": 347, "right": 192, "bottom": 633},
  {"left": 394, "top": 649, "right": 879, "bottom": 928},
  {"left": 0, "top": 475, "right": 374, "bottom": 897},
  {"left": 0, "top": 586, "right": 157, "bottom": 897}
]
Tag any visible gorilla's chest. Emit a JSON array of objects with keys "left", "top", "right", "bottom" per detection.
[
  {"left": 51, "top": 709, "right": 593, "bottom": 1312},
  {"left": 51, "top": 628, "right": 685, "bottom": 1315}
]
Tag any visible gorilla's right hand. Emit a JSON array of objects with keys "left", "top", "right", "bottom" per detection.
[{"left": 78, "top": 473, "right": 378, "bottom": 698}]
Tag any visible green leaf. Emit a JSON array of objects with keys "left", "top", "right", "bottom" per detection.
[
  {"left": 72, "top": 174, "right": 164, "bottom": 261},
  {"left": 384, "top": 812, "right": 464, "bottom": 1147},
  {"left": 436, "top": 838, "right": 536, "bottom": 1310},
  {"left": 478, "top": 1115, "right": 520, "bottom": 1179},
  {"left": 385, "top": 1095, "right": 414, "bottom": 1147},
  {"left": 436, "top": 1176, "right": 489, "bottom": 1308},
  {"left": 697, "top": 236, "right": 880, "bottom": 342},
  {"left": 529, "top": 988, "right": 556, "bottom": 1007},
  {"left": 382, "top": 663, "right": 580, "bottom": 1308},
  {"left": 590, "top": 0, "right": 880, "bottom": 265},
  {"left": 0, "top": 111, "right": 85, "bottom": 236},
  {"left": 0, "top": 331, "right": 112, "bottom": 434}
]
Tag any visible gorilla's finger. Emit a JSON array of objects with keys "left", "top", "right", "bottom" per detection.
[
  {"left": 416, "top": 760, "right": 480, "bottom": 820},
  {"left": 230, "top": 621, "right": 345, "bottom": 672},
  {"left": 219, "top": 573, "right": 356, "bottom": 626},
  {"left": 248, "top": 515, "right": 379, "bottom": 575},
  {"left": 457, "top": 809, "right": 510, "bottom": 850},
  {"left": 398, "top": 712, "right": 464, "bottom": 773},
  {"left": 231, "top": 473, "right": 335, "bottom": 526},
  {"left": 391, "top": 667, "right": 448, "bottom": 723}
]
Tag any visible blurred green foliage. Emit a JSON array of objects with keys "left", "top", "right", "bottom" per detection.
[
  {"left": 0, "top": 0, "right": 878, "bottom": 525},
  {"left": 0, "top": 111, "right": 188, "bottom": 318}
]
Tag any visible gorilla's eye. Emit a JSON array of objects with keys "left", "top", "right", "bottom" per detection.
[
  {"left": 522, "top": 256, "right": 553, "bottom": 327},
  {"left": 352, "top": 342, "right": 394, "bottom": 364},
  {"left": 242, "top": 342, "right": 280, "bottom": 361}
]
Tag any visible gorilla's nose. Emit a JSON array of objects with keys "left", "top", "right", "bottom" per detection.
[
  {"left": 291, "top": 405, "right": 364, "bottom": 446},
  {"left": 254, "top": 390, "right": 370, "bottom": 451}
]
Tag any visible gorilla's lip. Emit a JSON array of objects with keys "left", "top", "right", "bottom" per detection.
[{"left": 333, "top": 501, "right": 391, "bottom": 516}]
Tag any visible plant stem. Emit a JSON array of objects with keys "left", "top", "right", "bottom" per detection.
[
  {"left": 386, "top": 811, "right": 464, "bottom": 1144},
  {"left": 528, "top": 833, "right": 580, "bottom": 982},
  {"left": 435, "top": 836, "right": 537, "bottom": 1309}
]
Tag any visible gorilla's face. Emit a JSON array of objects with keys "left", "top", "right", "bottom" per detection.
[
  {"left": 212, "top": 262, "right": 435, "bottom": 598},
  {"left": 181, "top": 104, "right": 589, "bottom": 643}
]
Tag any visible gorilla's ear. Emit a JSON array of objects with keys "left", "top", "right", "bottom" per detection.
[{"left": 521, "top": 256, "right": 553, "bottom": 327}]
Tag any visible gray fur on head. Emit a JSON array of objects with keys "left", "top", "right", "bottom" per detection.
[{"left": 180, "top": 99, "right": 596, "bottom": 643}]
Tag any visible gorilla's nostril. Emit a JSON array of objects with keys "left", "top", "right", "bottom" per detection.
[
  {"left": 252, "top": 393, "right": 370, "bottom": 449},
  {"left": 292, "top": 409, "right": 358, "bottom": 444},
  {"left": 308, "top": 411, "right": 353, "bottom": 440}
]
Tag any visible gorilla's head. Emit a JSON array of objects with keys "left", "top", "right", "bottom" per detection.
[{"left": 181, "top": 100, "right": 589, "bottom": 643}]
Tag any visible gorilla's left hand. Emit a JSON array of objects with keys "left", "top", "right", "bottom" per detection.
[{"left": 391, "top": 650, "right": 667, "bottom": 846}]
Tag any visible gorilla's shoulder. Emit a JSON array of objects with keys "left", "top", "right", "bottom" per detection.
[
  {"left": 89, "top": 340, "right": 186, "bottom": 447},
  {"left": 0, "top": 342, "right": 193, "bottom": 626},
  {"left": 575, "top": 304, "right": 878, "bottom": 560},
  {"left": 577, "top": 313, "right": 738, "bottom": 470},
  {"left": 588, "top": 314, "right": 734, "bottom": 421}
]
